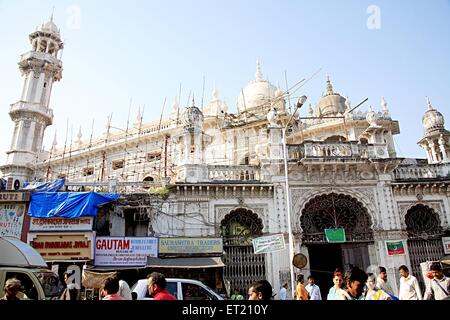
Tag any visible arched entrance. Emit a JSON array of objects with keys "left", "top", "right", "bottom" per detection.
[
  {"left": 405, "top": 204, "right": 445, "bottom": 289},
  {"left": 300, "top": 193, "right": 374, "bottom": 298},
  {"left": 221, "top": 208, "right": 265, "bottom": 295}
]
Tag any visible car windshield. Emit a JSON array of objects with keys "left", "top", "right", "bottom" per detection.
[{"left": 34, "top": 271, "right": 64, "bottom": 298}]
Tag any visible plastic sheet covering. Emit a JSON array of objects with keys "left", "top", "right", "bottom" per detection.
[
  {"left": 23, "top": 178, "right": 65, "bottom": 192},
  {"left": 82, "top": 270, "right": 117, "bottom": 289},
  {"left": 28, "top": 192, "right": 119, "bottom": 218}
]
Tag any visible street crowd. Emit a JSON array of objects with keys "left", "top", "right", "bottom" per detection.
[{"left": 1, "top": 262, "right": 449, "bottom": 301}]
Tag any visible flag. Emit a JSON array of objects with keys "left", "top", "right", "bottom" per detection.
[{"left": 386, "top": 240, "right": 405, "bottom": 256}]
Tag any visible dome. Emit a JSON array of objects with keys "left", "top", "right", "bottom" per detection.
[
  {"left": 422, "top": 98, "right": 445, "bottom": 133},
  {"left": 316, "top": 77, "right": 346, "bottom": 117},
  {"left": 237, "top": 61, "right": 278, "bottom": 113},
  {"left": 182, "top": 99, "right": 204, "bottom": 129},
  {"left": 38, "top": 16, "right": 60, "bottom": 35}
]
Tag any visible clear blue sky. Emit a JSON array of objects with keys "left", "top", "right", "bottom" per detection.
[{"left": 1, "top": 0, "right": 449, "bottom": 164}]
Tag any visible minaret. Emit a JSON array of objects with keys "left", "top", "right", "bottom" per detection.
[
  {"left": 0, "top": 16, "right": 64, "bottom": 189},
  {"left": 418, "top": 98, "right": 450, "bottom": 164}
]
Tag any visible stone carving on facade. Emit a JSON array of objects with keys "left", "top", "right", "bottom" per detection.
[{"left": 291, "top": 186, "right": 379, "bottom": 232}]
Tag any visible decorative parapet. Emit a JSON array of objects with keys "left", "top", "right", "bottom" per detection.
[
  {"left": 208, "top": 165, "right": 260, "bottom": 182},
  {"left": 287, "top": 141, "right": 388, "bottom": 160},
  {"left": 393, "top": 163, "right": 450, "bottom": 181}
]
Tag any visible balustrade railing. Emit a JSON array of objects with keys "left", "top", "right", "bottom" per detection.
[{"left": 208, "top": 165, "right": 260, "bottom": 181}]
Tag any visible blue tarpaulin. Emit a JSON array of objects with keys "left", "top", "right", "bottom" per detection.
[
  {"left": 23, "top": 178, "right": 65, "bottom": 192},
  {"left": 28, "top": 192, "right": 119, "bottom": 218}
]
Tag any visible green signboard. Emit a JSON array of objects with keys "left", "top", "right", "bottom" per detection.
[{"left": 325, "top": 228, "right": 346, "bottom": 243}]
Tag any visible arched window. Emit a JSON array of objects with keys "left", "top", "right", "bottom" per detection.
[
  {"left": 405, "top": 204, "right": 442, "bottom": 238},
  {"left": 301, "top": 193, "right": 373, "bottom": 242},
  {"left": 324, "top": 135, "right": 346, "bottom": 143}
]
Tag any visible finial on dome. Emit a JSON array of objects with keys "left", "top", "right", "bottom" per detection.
[
  {"left": 381, "top": 96, "right": 389, "bottom": 113},
  {"left": 325, "top": 75, "right": 334, "bottom": 95},
  {"left": 255, "top": 60, "right": 263, "bottom": 81},
  {"left": 50, "top": 7, "right": 55, "bottom": 22},
  {"left": 426, "top": 96, "right": 433, "bottom": 110},
  {"left": 192, "top": 94, "right": 196, "bottom": 107}
]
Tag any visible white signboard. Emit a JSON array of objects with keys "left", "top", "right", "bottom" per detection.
[
  {"left": 0, "top": 204, "right": 26, "bottom": 238},
  {"left": 252, "top": 234, "right": 286, "bottom": 254},
  {"left": 442, "top": 237, "right": 450, "bottom": 255},
  {"left": 95, "top": 237, "right": 158, "bottom": 266},
  {"left": 30, "top": 217, "right": 94, "bottom": 232}
]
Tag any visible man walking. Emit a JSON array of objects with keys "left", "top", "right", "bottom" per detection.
[
  {"left": 278, "top": 282, "right": 288, "bottom": 300},
  {"left": 398, "top": 265, "right": 422, "bottom": 300},
  {"left": 376, "top": 266, "right": 395, "bottom": 296},
  {"left": 295, "top": 274, "right": 309, "bottom": 300},
  {"left": 424, "top": 262, "right": 450, "bottom": 300},
  {"left": 305, "top": 275, "right": 321, "bottom": 300}
]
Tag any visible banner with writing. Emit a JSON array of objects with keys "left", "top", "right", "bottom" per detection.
[{"left": 95, "top": 237, "right": 158, "bottom": 266}]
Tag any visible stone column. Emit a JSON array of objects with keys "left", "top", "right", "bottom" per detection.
[{"left": 439, "top": 135, "right": 449, "bottom": 162}]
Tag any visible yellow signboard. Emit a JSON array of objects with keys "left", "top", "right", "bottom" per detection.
[
  {"left": 158, "top": 237, "right": 223, "bottom": 255},
  {"left": 27, "top": 232, "right": 94, "bottom": 261}
]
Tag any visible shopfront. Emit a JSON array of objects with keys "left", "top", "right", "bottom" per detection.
[
  {"left": 0, "top": 191, "right": 30, "bottom": 242},
  {"left": 151, "top": 237, "right": 226, "bottom": 293}
]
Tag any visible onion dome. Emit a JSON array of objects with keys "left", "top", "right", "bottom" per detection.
[
  {"left": 316, "top": 76, "right": 346, "bottom": 117},
  {"left": 422, "top": 98, "right": 445, "bottom": 134},
  {"left": 182, "top": 97, "right": 204, "bottom": 130},
  {"left": 237, "top": 60, "right": 278, "bottom": 113}
]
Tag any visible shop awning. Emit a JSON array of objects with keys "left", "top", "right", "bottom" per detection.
[{"left": 146, "top": 257, "right": 225, "bottom": 269}]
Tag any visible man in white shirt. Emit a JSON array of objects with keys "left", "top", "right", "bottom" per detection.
[
  {"left": 117, "top": 272, "right": 132, "bottom": 300},
  {"left": 424, "top": 262, "right": 450, "bottom": 300},
  {"left": 398, "top": 265, "right": 422, "bottom": 300},
  {"left": 376, "top": 266, "right": 395, "bottom": 296},
  {"left": 305, "top": 275, "right": 322, "bottom": 300},
  {"left": 278, "top": 282, "right": 288, "bottom": 300}
]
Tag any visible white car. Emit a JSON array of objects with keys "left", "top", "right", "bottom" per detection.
[{"left": 131, "top": 278, "right": 223, "bottom": 300}]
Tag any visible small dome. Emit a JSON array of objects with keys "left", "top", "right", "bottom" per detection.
[
  {"left": 316, "top": 77, "right": 346, "bottom": 117},
  {"left": 38, "top": 18, "right": 60, "bottom": 35},
  {"left": 237, "top": 61, "right": 279, "bottom": 113},
  {"left": 422, "top": 98, "right": 445, "bottom": 133},
  {"left": 182, "top": 99, "right": 204, "bottom": 129}
]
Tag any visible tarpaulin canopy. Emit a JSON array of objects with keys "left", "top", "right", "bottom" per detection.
[
  {"left": 28, "top": 192, "right": 119, "bottom": 218},
  {"left": 82, "top": 269, "right": 118, "bottom": 289},
  {"left": 23, "top": 178, "right": 65, "bottom": 192}
]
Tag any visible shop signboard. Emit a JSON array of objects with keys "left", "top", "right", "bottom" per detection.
[
  {"left": 158, "top": 237, "right": 223, "bottom": 255},
  {"left": 30, "top": 217, "right": 94, "bottom": 232},
  {"left": 252, "top": 234, "right": 285, "bottom": 254},
  {"left": 94, "top": 237, "right": 158, "bottom": 266},
  {"left": 0, "top": 203, "right": 26, "bottom": 238},
  {"left": 27, "top": 232, "right": 94, "bottom": 261},
  {"left": 0, "top": 192, "right": 30, "bottom": 202}
]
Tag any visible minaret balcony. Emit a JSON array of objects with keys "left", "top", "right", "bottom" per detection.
[
  {"left": 19, "top": 51, "right": 62, "bottom": 70},
  {"left": 9, "top": 101, "right": 53, "bottom": 125}
]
